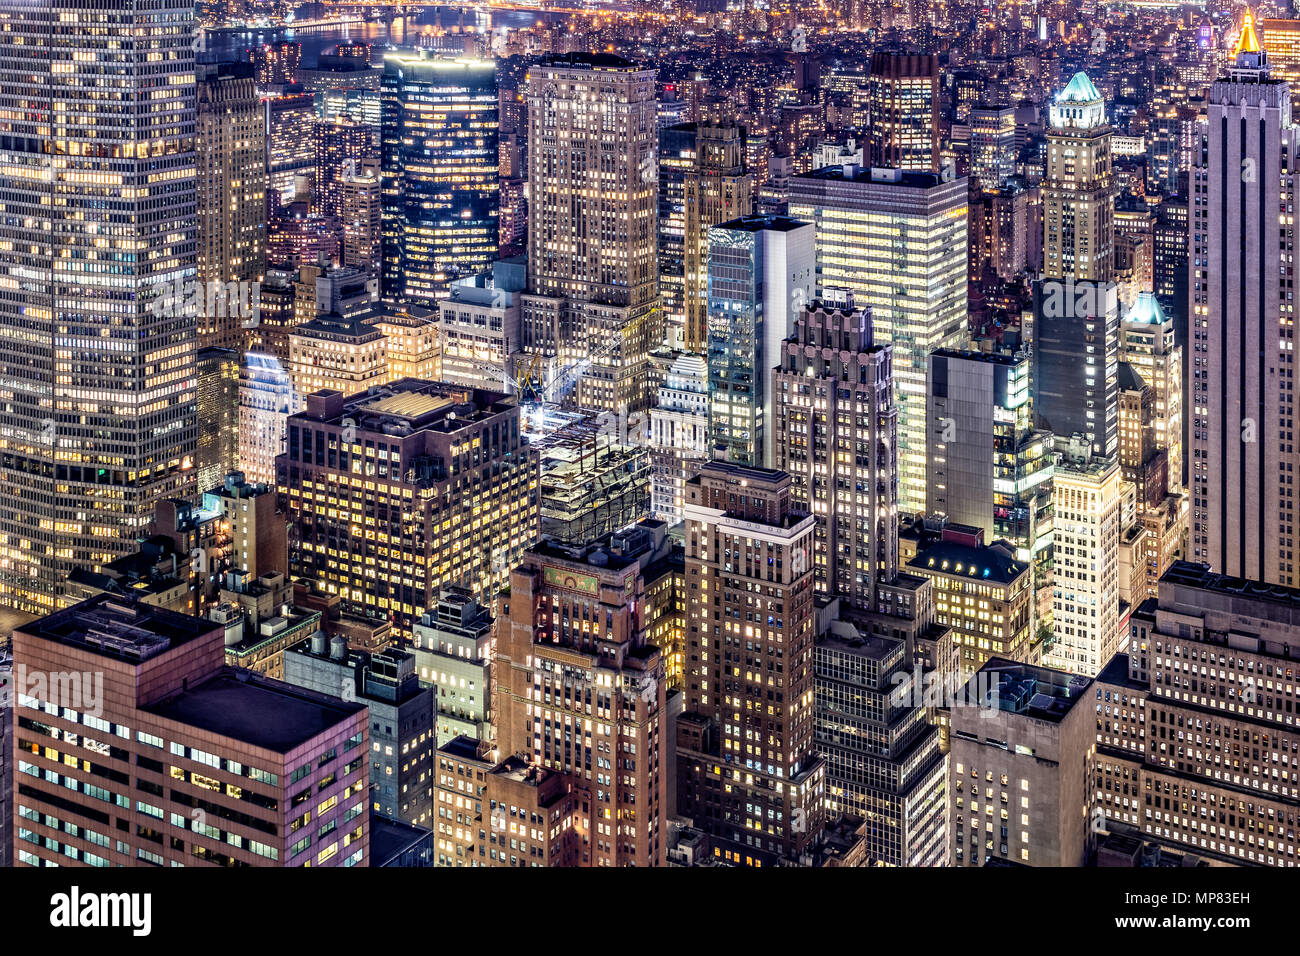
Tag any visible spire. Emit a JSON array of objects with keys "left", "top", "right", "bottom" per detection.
[{"left": 1235, "top": 9, "right": 1262, "bottom": 57}]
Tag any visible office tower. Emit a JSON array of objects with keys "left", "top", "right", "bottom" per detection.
[
  {"left": 1260, "top": 18, "right": 1300, "bottom": 87},
  {"left": 949, "top": 660, "right": 1094, "bottom": 866},
  {"left": 0, "top": 647, "right": 8, "bottom": 867},
  {"left": 684, "top": 124, "right": 753, "bottom": 352},
  {"left": 412, "top": 587, "right": 493, "bottom": 746},
  {"left": 203, "top": 471, "right": 286, "bottom": 582},
  {"left": 0, "top": 0, "right": 197, "bottom": 614},
  {"left": 1191, "top": 20, "right": 1300, "bottom": 586},
  {"left": 1121, "top": 292, "right": 1183, "bottom": 496},
  {"left": 196, "top": 347, "right": 241, "bottom": 494},
  {"left": 659, "top": 123, "right": 697, "bottom": 347},
  {"left": 284, "top": 642, "right": 435, "bottom": 826},
  {"left": 1045, "top": 456, "right": 1122, "bottom": 676},
  {"left": 968, "top": 105, "right": 1017, "bottom": 190},
  {"left": 340, "top": 157, "right": 383, "bottom": 277},
  {"left": 313, "top": 118, "right": 373, "bottom": 222},
  {"left": 1043, "top": 72, "right": 1115, "bottom": 282},
  {"left": 381, "top": 55, "right": 499, "bottom": 306},
  {"left": 267, "top": 200, "right": 339, "bottom": 268},
  {"left": 676, "top": 463, "right": 826, "bottom": 865},
  {"left": 437, "top": 257, "right": 526, "bottom": 390},
  {"left": 11, "top": 597, "right": 369, "bottom": 867},
  {"left": 706, "top": 215, "right": 815, "bottom": 468},
  {"left": 1032, "top": 279, "right": 1120, "bottom": 460},
  {"left": 773, "top": 300, "right": 898, "bottom": 610},
  {"left": 927, "top": 349, "right": 1054, "bottom": 632},
  {"left": 1148, "top": 103, "right": 1199, "bottom": 196},
  {"left": 264, "top": 92, "right": 317, "bottom": 210},
  {"left": 280, "top": 382, "right": 538, "bottom": 637},
  {"left": 497, "top": 529, "right": 670, "bottom": 867},
  {"left": 521, "top": 54, "right": 659, "bottom": 412},
  {"left": 536, "top": 430, "right": 651, "bottom": 546},
  {"left": 248, "top": 265, "right": 297, "bottom": 363},
  {"left": 969, "top": 186, "right": 1031, "bottom": 281},
  {"left": 789, "top": 167, "right": 968, "bottom": 513},
  {"left": 252, "top": 40, "right": 301, "bottom": 89},
  {"left": 197, "top": 61, "right": 267, "bottom": 352},
  {"left": 1095, "top": 561, "right": 1300, "bottom": 867},
  {"left": 370, "top": 308, "right": 441, "bottom": 384},
  {"left": 866, "top": 52, "right": 940, "bottom": 172},
  {"left": 288, "top": 313, "right": 389, "bottom": 398},
  {"left": 814, "top": 616, "right": 948, "bottom": 866},
  {"left": 238, "top": 353, "right": 301, "bottom": 487},
  {"left": 649, "top": 353, "right": 710, "bottom": 524}
]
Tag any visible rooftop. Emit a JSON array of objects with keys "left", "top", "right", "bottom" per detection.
[
  {"left": 795, "top": 165, "right": 950, "bottom": 189},
  {"left": 908, "top": 540, "right": 1027, "bottom": 586},
  {"left": 974, "top": 658, "right": 1093, "bottom": 723},
  {"left": 1057, "top": 71, "right": 1102, "bottom": 103},
  {"left": 714, "top": 214, "right": 810, "bottom": 234},
  {"left": 20, "top": 596, "right": 216, "bottom": 663},
  {"left": 145, "top": 670, "right": 365, "bottom": 752}
]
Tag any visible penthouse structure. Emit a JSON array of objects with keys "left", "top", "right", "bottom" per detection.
[
  {"left": 279, "top": 380, "right": 538, "bottom": 637},
  {"left": 10, "top": 597, "right": 369, "bottom": 868},
  {"left": 1095, "top": 562, "right": 1300, "bottom": 867}
]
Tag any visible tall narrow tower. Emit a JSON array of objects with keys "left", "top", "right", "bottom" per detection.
[
  {"left": 1043, "top": 72, "right": 1115, "bottom": 282},
  {"left": 0, "top": 1, "right": 198, "bottom": 613},
  {"left": 684, "top": 124, "right": 752, "bottom": 353},
  {"left": 1191, "top": 11, "right": 1300, "bottom": 585}
]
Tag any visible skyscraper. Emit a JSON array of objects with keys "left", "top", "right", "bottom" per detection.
[
  {"left": 197, "top": 61, "right": 266, "bottom": 352},
  {"left": 658, "top": 122, "right": 697, "bottom": 347},
  {"left": 676, "top": 463, "right": 825, "bottom": 865},
  {"left": 773, "top": 299, "right": 898, "bottom": 610},
  {"left": 0, "top": 1, "right": 198, "bottom": 613},
  {"left": 381, "top": 55, "right": 499, "bottom": 306},
  {"left": 1191, "top": 15, "right": 1300, "bottom": 586},
  {"left": 684, "top": 124, "right": 752, "bottom": 352},
  {"left": 1043, "top": 72, "right": 1115, "bottom": 283},
  {"left": 313, "top": 117, "right": 373, "bottom": 222},
  {"left": 521, "top": 54, "right": 659, "bottom": 412},
  {"left": 706, "top": 215, "right": 815, "bottom": 468},
  {"left": 789, "top": 166, "right": 968, "bottom": 513},
  {"left": 968, "top": 105, "right": 1017, "bottom": 191},
  {"left": 866, "top": 52, "right": 940, "bottom": 173}
]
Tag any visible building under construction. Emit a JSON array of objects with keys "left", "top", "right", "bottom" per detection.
[{"left": 536, "top": 415, "right": 651, "bottom": 546}]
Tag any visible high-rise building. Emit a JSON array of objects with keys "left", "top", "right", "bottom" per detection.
[
  {"left": 264, "top": 91, "right": 317, "bottom": 210},
  {"left": 238, "top": 353, "right": 302, "bottom": 487},
  {"left": 197, "top": 61, "right": 266, "bottom": 352},
  {"left": 1032, "top": 279, "right": 1120, "bottom": 460},
  {"left": 11, "top": 597, "right": 370, "bottom": 867},
  {"left": 968, "top": 105, "right": 1017, "bottom": 190},
  {"left": 288, "top": 312, "right": 389, "bottom": 399},
  {"left": 789, "top": 167, "right": 968, "bottom": 513},
  {"left": 1095, "top": 561, "right": 1300, "bottom": 867},
  {"left": 684, "top": 124, "right": 753, "bottom": 352},
  {"left": 1121, "top": 292, "right": 1183, "bottom": 495},
  {"left": 659, "top": 123, "right": 697, "bottom": 347},
  {"left": 437, "top": 257, "right": 526, "bottom": 391},
  {"left": 649, "top": 353, "right": 710, "bottom": 524},
  {"left": 773, "top": 299, "right": 898, "bottom": 610},
  {"left": 197, "top": 348, "right": 242, "bottom": 493},
  {"left": 0, "top": 0, "right": 198, "bottom": 614},
  {"left": 676, "top": 463, "right": 826, "bottom": 865},
  {"left": 521, "top": 54, "right": 659, "bottom": 412},
  {"left": 1045, "top": 455, "right": 1123, "bottom": 676},
  {"left": 1043, "top": 72, "right": 1115, "bottom": 282},
  {"left": 1191, "top": 18, "right": 1300, "bottom": 586},
  {"left": 412, "top": 587, "right": 494, "bottom": 747},
  {"left": 949, "top": 659, "right": 1095, "bottom": 866},
  {"left": 814, "top": 616, "right": 948, "bottom": 866},
  {"left": 313, "top": 118, "right": 373, "bottom": 222},
  {"left": 1259, "top": 18, "right": 1300, "bottom": 87},
  {"left": 340, "top": 156, "right": 383, "bottom": 278},
  {"left": 497, "top": 529, "right": 670, "bottom": 866},
  {"left": 381, "top": 55, "right": 499, "bottom": 306},
  {"left": 279, "top": 381, "right": 538, "bottom": 637},
  {"left": 706, "top": 216, "right": 815, "bottom": 468},
  {"left": 284, "top": 641, "right": 436, "bottom": 827},
  {"left": 866, "top": 52, "right": 940, "bottom": 172}
]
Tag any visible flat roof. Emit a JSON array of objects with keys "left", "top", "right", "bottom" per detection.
[
  {"left": 20, "top": 596, "right": 217, "bottom": 662},
  {"left": 146, "top": 671, "right": 365, "bottom": 753},
  {"left": 908, "top": 541, "right": 1027, "bottom": 586}
]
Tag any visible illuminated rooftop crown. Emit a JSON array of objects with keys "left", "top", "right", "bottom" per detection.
[
  {"left": 1233, "top": 9, "right": 1269, "bottom": 73},
  {"left": 1049, "top": 72, "right": 1105, "bottom": 131}
]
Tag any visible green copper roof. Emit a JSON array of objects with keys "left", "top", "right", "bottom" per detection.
[
  {"left": 1124, "top": 291, "right": 1166, "bottom": 325},
  {"left": 1057, "top": 71, "right": 1101, "bottom": 103}
]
